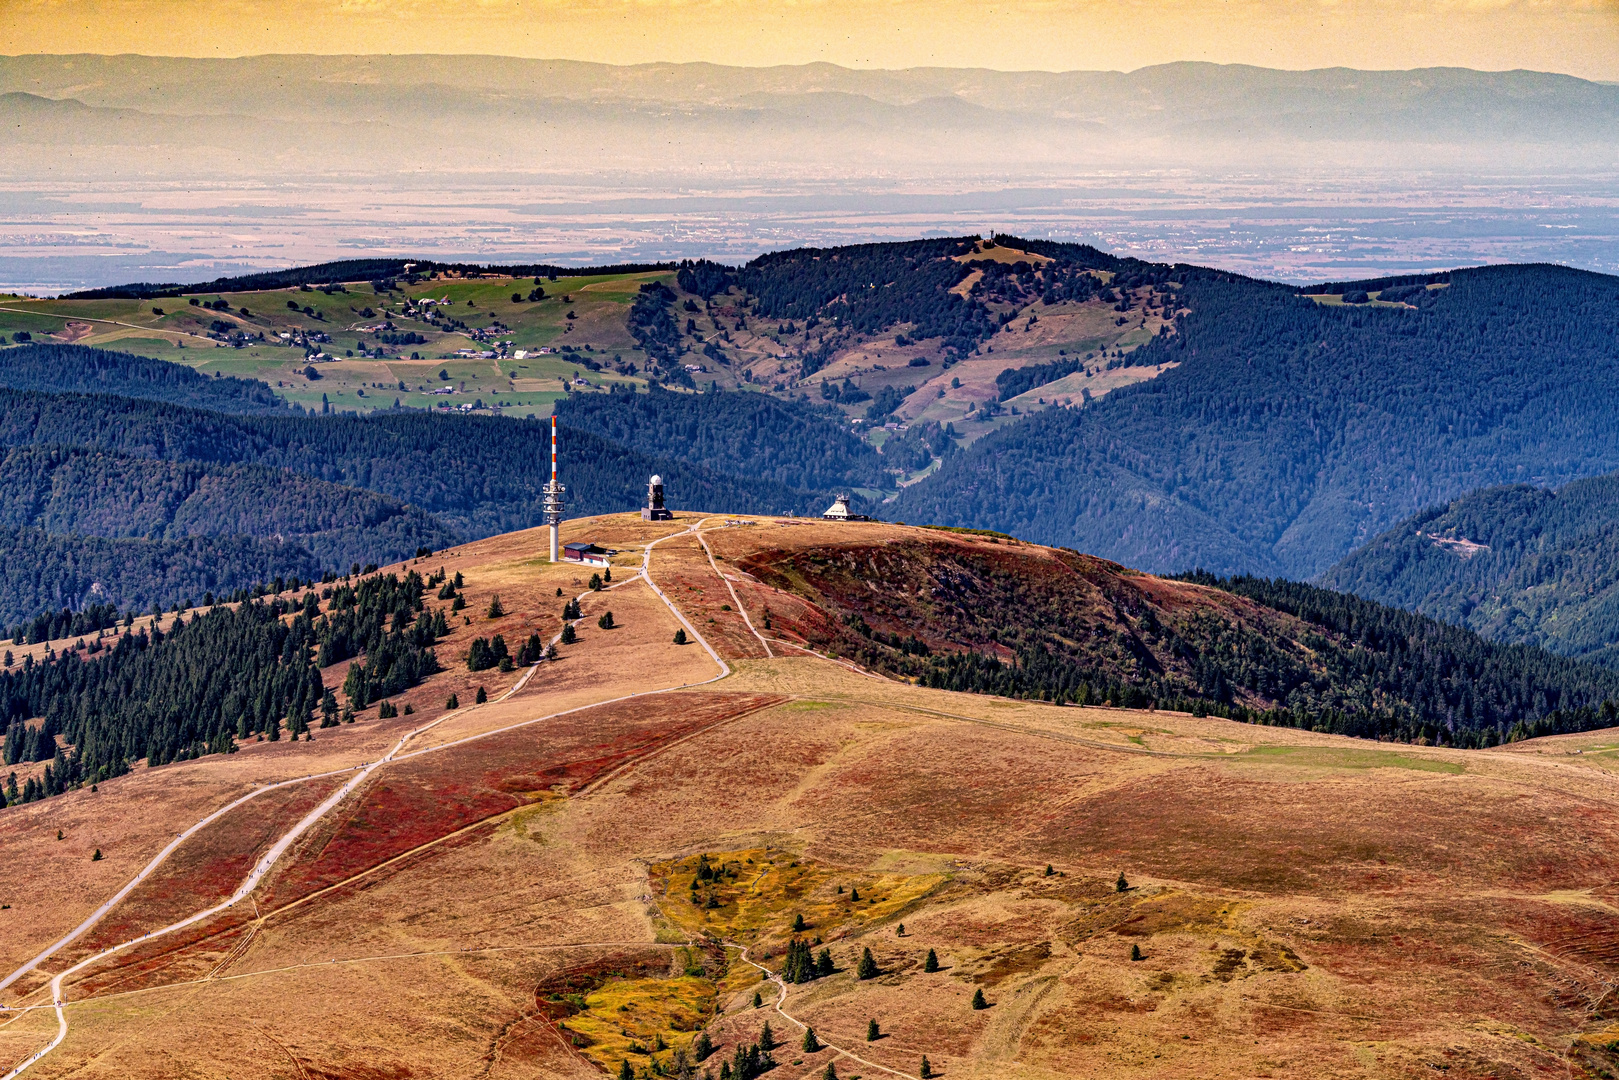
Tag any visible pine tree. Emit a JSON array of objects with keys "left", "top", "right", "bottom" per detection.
[
  {"left": 866, "top": 1019, "right": 879, "bottom": 1041},
  {"left": 693, "top": 1032, "right": 713, "bottom": 1061},
  {"left": 619, "top": 1059, "right": 635, "bottom": 1080},
  {"left": 590, "top": 573, "right": 603, "bottom": 591},
  {"left": 598, "top": 611, "right": 615, "bottom": 630},
  {"left": 475, "top": 686, "right": 488, "bottom": 704},
  {"left": 801, "top": 1027, "right": 818, "bottom": 1052},
  {"left": 816, "top": 948, "right": 834, "bottom": 977},
  {"left": 821, "top": 1063, "right": 837, "bottom": 1080},
  {"left": 92, "top": 848, "right": 103, "bottom": 861},
  {"left": 1117, "top": 873, "right": 1129, "bottom": 892},
  {"left": 857, "top": 947, "right": 878, "bottom": 980},
  {"left": 752, "top": 991, "right": 762, "bottom": 1009},
  {"left": 849, "top": 887, "right": 860, "bottom": 901},
  {"left": 446, "top": 692, "right": 459, "bottom": 709},
  {"left": 561, "top": 623, "right": 577, "bottom": 644},
  {"left": 759, "top": 1022, "right": 776, "bottom": 1052},
  {"left": 924, "top": 949, "right": 939, "bottom": 973},
  {"left": 919, "top": 1056, "right": 933, "bottom": 1079},
  {"left": 1130, "top": 943, "right": 1143, "bottom": 961},
  {"left": 792, "top": 912, "right": 806, "bottom": 932},
  {"left": 674, "top": 628, "right": 688, "bottom": 645},
  {"left": 971, "top": 988, "right": 988, "bottom": 1010},
  {"left": 1045, "top": 864, "right": 1055, "bottom": 876},
  {"left": 487, "top": 595, "right": 505, "bottom": 618}
]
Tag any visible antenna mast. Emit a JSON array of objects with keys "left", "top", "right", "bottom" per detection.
[{"left": 542, "top": 415, "right": 566, "bottom": 561}]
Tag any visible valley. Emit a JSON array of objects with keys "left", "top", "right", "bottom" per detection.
[{"left": 6, "top": 513, "right": 1619, "bottom": 1079}]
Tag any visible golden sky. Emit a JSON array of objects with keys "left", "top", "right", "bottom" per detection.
[{"left": 4, "top": 0, "right": 1617, "bottom": 79}]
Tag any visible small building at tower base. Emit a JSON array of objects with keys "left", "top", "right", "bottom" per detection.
[{"left": 642, "top": 474, "right": 674, "bottom": 521}]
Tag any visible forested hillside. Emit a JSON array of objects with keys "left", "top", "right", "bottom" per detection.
[
  {"left": 0, "top": 388, "right": 828, "bottom": 538},
  {"left": 1322, "top": 474, "right": 1619, "bottom": 667},
  {"left": 893, "top": 263, "right": 1619, "bottom": 577},
  {"left": 0, "top": 445, "right": 454, "bottom": 569},
  {"left": 0, "top": 527, "right": 322, "bottom": 631},
  {"left": 1, "top": 569, "right": 445, "bottom": 803},
  {"left": 555, "top": 385, "right": 884, "bottom": 494},
  {"left": 0, "top": 344, "right": 291, "bottom": 413},
  {"left": 737, "top": 529, "right": 1619, "bottom": 747}
]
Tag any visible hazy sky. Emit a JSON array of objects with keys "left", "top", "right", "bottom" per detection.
[{"left": 5, "top": 0, "right": 1618, "bottom": 80}]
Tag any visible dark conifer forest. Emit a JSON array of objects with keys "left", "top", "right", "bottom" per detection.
[
  {"left": 1322, "top": 471, "right": 1619, "bottom": 667},
  {"left": 0, "top": 569, "right": 443, "bottom": 803},
  {"left": 894, "top": 261, "right": 1619, "bottom": 579}
]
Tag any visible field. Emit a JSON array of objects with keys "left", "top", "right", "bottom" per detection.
[
  {"left": 0, "top": 242, "right": 1179, "bottom": 454},
  {"left": 6, "top": 513, "right": 1618, "bottom": 1079}
]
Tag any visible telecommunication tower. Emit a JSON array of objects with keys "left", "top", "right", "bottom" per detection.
[{"left": 542, "top": 416, "right": 566, "bottom": 561}]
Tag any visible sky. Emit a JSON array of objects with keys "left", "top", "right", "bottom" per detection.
[{"left": 3, "top": 0, "right": 1618, "bottom": 80}]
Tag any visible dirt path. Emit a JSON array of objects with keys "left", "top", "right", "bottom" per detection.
[
  {"left": 729, "top": 941, "right": 920, "bottom": 1080},
  {"left": 0, "top": 529, "right": 730, "bottom": 1080}
]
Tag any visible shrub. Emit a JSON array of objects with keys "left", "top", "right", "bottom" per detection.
[{"left": 673, "top": 628, "right": 688, "bottom": 645}]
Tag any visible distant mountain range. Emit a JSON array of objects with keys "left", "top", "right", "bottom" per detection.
[{"left": 1, "top": 56, "right": 1613, "bottom": 180}]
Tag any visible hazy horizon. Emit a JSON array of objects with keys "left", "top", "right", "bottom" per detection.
[{"left": 3, "top": 51, "right": 1617, "bottom": 293}]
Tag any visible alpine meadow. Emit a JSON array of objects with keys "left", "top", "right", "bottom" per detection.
[{"left": 5, "top": 16, "right": 1619, "bottom": 1080}]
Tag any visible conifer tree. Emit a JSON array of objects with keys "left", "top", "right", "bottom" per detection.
[
  {"left": 561, "top": 624, "right": 578, "bottom": 644},
  {"left": 619, "top": 1059, "right": 634, "bottom": 1080},
  {"left": 792, "top": 912, "right": 806, "bottom": 932},
  {"left": 821, "top": 1062, "right": 837, "bottom": 1080},
  {"left": 857, "top": 947, "right": 878, "bottom": 980},
  {"left": 475, "top": 686, "right": 488, "bottom": 704},
  {"left": 919, "top": 1056, "right": 933, "bottom": 1079},
  {"left": 866, "top": 1019, "right": 879, "bottom": 1041},
  {"left": 598, "top": 611, "right": 615, "bottom": 629},
  {"left": 1117, "top": 873, "right": 1129, "bottom": 892},
  {"left": 446, "top": 692, "right": 459, "bottom": 709},
  {"left": 674, "top": 628, "right": 688, "bottom": 645},
  {"left": 1130, "top": 944, "right": 1143, "bottom": 961},
  {"left": 759, "top": 1022, "right": 776, "bottom": 1053},
  {"left": 693, "top": 1032, "right": 714, "bottom": 1061},
  {"left": 752, "top": 991, "right": 762, "bottom": 1009},
  {"left": 971, "top": 987, "right": 988, "bottom": 1009},
  {"left": 924, "top": 949, "right": 939, "bottom": 973},
  {"left": 801, "top": 1027, "right": 818, "bottom": 1053},
  {"left": 816, "top": 948, "right": 834, "bottom": 977},
  {"left": 487, "top": 595, "right": 505, "bottom": 618}
]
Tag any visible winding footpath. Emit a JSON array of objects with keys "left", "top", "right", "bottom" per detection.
[
  {"left": 729, "top": 942, "right": 919, "bottom": 1080},
  {"left": 0, "top": 524, "right": 727, "bottom": 1079}
]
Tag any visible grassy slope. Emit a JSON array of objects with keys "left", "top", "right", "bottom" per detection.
[{"left": 9, "top": 515, "right": 1619, "bottom": 1078}]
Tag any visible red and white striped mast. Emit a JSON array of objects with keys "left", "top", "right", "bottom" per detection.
[{"left": 542, "top": 415, "right": 566, "bottom": 561}]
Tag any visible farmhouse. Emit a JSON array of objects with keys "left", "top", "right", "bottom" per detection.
[{"left": 562, "top": 542, "right": 611, "bottom": 567}]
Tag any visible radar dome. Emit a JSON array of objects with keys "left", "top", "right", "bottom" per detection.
[{"left": 650, "top": 475, "right": 662, "bottom": 485}]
